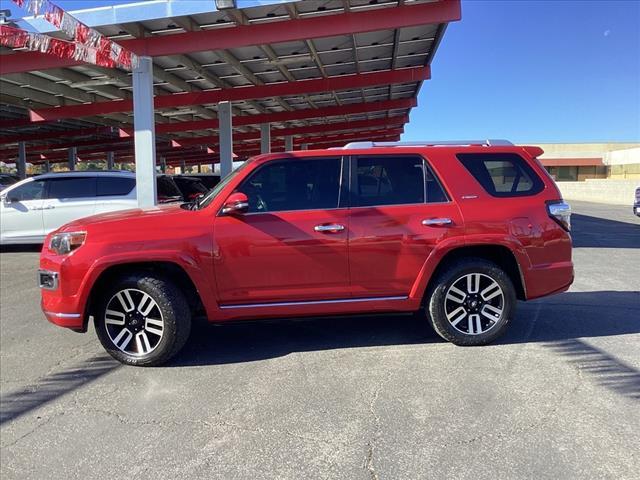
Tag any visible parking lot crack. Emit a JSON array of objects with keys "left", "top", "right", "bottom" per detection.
[
  {"left": 1, "top": 411, "right": 66, "bottom": 448},
  {"left": 364, "top": 374, "right": 389, "bottom": 480}
]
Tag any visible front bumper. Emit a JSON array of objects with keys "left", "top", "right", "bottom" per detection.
[{"left": 39, "top": 252, "right": 90, "bottom": 331}]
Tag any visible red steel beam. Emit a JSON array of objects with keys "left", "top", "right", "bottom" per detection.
[
  {"left": 171, "top": 134, "right": 402, "bottom": 164},
  {"left": 0, "top": 0, "right": 460, "bottom": 74},
  {"left": 0, "top": 137, "right": 128, "bottom": 159},
  {"left": 166, "top": 131, "right": 401, "bottom": 166},
  {"left": 25, "top": 144, "right": 207, "bottom": 161},
  {"left": 0, "top": 126, "right": 115, "bottom": 144},
  {"left": 2, "top": 121, "right": 404, "bottom": 159},
  {"left": 232, "top": 129, "right": 404, "bottom": 153},
  {"left": 1, "top": 99, "right": 414, "bottom": 141},
  {"left": 153, "top": 99, "right": 416, "bottom": 135},
  {"left": 29, "top": 68, "right": 429, "bottom": 122},
  {"left": 171, "top": 116, "right": 409, "bottom": 147}
]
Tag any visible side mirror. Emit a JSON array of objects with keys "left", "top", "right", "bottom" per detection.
[
  {"left": 2, "top": 195, "right": 14, "bottom": 206},
  {"left": 188, "top": 192, "right": 204, "bottom": 201},
  {"left": 222, "top": 192, "right": 249, "bottom": 215}
]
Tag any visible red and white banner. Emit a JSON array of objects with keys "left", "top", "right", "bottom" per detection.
[
  {"left": 8, "top": 0, "right": 138, "bottom": 70},
  {"left": 0, "top": 24, "right": 134, "bottom": 70}
]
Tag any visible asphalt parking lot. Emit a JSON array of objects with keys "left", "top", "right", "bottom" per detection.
[{"left": 1, "top": 200, "right": 638, "bottom": 480}]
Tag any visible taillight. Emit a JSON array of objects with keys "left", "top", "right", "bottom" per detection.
[{"left": 546, "top": 200, "right": 571, "bottom": 232}]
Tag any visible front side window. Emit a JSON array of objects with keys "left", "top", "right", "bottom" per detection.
[
  {"left": 47, "top": 177, "right": 97, "bottom": 199},
  {"left": 352, "top": 156, "right": 426, "bottom": 207},
  {"left": 6, "top": 180, "right": 45, "bottom": 201},
  {"left": 457, "top": 153, "right": 544, "bottom": 197},
  {"left": 236, "top": 158, "right": 342, "bottom": 213}
]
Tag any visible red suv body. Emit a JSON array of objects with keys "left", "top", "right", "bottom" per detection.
[{"left": 39, "top": 142, "right": 573, "bottom": 366}]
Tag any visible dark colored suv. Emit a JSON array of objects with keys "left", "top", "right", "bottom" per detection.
[{"left": 39, "top": 140, "right": 573, "bottom": 366}]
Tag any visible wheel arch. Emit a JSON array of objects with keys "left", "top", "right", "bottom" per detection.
[
  {"left": 421, "top": 244, "right": 527, "bottom": 302},
  {"left": 85, "top": 261, "right": 205, "bottom": 331}
]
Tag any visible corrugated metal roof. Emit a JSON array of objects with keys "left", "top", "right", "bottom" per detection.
[{"left": 0, "top": 0, "right": 459, "bottom": 165}]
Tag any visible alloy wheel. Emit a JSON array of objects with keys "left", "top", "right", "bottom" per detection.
[
  {"left": 444, "top": 273, "right": 505, "bottom": 335},
  {"left": 104, "top": 288, "right": 164, "bottom": 356}
]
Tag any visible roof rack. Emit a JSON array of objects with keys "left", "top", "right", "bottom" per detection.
[{"left": 341, "top": 140, "right": 514, "bottom": 149}]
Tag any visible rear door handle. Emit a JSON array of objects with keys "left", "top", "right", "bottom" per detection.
[
  {"left": 422, "top": 218, "right": 453, "bottom": 227},
  {"left": 314, "top": 224, "right": 345, "bottom": 233}
]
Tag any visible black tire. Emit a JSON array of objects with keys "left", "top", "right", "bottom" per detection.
[
  {"left": 425, "top": 258, "right": 516, "bottom": 346},
  {"left": 94, "top": 273, "right": 191, "bottom": 366}
]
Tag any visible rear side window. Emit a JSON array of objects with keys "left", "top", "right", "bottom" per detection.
[
  {"left": 351, "top": 155, "right": 448, "bottom": 207},
  {"left": 97, "top": 177, "right": 135, "bottom": 196},
  {"left": 457, "top": 153, "right": 544, "bottom": 197},
  {"left": 47, "top": 177, "right": 97, "bottom": 199}
]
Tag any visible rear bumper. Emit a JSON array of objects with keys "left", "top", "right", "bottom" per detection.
[{"left": 524, "top": 261, "right": 574, "bottom": 300}]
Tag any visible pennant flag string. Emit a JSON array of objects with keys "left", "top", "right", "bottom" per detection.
[
  {"left": 0, "top": 24, "right": 133, "bottom": 70},
  {"left": 10, "top": 0, "right": 138, "bottom": 70}
]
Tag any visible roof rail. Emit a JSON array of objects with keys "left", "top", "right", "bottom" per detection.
[{"left": 342, "top": 140, "right": 514, "bottom": 149}]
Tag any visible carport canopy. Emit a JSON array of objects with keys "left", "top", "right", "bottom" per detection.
[{"left": 0, "top": 0, "right": 461, "bottom": 205}]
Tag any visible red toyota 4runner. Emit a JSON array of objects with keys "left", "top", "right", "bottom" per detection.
[{"left": 39, "top": 141, "right": 573, "bottom": 366}]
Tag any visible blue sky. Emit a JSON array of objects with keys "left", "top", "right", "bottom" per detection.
[
  {"left": 405, "top": 0, "right": 640, "bottom": 143},
  {"left": 3, "top": 0, "right": 639, "bottom": 143}
]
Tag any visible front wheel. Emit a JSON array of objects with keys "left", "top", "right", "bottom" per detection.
[
  {"left": 426, "top": 258, "right": 516, "bottom": 345},
  {"left": 94, "top": 273, "right": 191, "bottom": 366}
]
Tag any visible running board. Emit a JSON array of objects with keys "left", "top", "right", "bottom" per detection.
[{"left": 219, "top": 296, "right": 408, "bottom": 309}]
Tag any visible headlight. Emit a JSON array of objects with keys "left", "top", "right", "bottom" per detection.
[{"left": 49, "top": 231, "right": 87, "bottom": 255}]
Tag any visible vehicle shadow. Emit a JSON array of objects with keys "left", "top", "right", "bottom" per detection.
[
  {"left": 173, "top": 290, "right": 640, "bottom": 399},
  {"left": 571, "top": 213, "right": 639, "bottom": 248},
  {"left": 2, "top": 292, "right": 636, "bottom": 426},
  {"left": 0, "top": 355, "right": 120, "bottom": 425},
  {"left": 174, "top": 312, "right": 435, "bottom": 367},
  {"left": 174, "top": 292, "right": 640, "bottom": 396},
  {"left": 500, "top": 290, "right": 640, "bottom": 400}
]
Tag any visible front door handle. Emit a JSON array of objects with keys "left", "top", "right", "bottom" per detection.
[
  {"left": 314, "top": 224, "right": 345, "bottom": 233},
  {"left": 422, "top": 218, "right": 453, "bottom": 227}
]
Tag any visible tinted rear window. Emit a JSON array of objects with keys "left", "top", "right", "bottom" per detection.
[
  {"left": 97, "top": 177, "right": 135, "bottom": 196},
  {"left": 157, "top": 176, "right": 183, "bottom": 199},
  {"left": 457, "top": 153, "right": 544, "bottom": 197},
  {"left": 351, "top": 155, "right": 449, "bottom": 206},
  {"left": 47, "top": 177, "right": 97, "bottom": 199}
]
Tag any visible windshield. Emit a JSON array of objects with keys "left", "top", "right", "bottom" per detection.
[{"left": 197, "top": 160, "right": 251, "bottom": 209}]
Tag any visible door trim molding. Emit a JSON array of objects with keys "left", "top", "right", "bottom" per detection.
[{"left": 219, "top": 295, "right": 408, "bottom": 309}]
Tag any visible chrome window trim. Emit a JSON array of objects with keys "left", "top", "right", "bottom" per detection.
[
  {"left": 238, "top": 206, "right": 349, "bottom": 216},
  {"left": 347, "top": 200, "right": 452, "bottom": 211},
  {"left": 219, "top": 295, "right": 408, "bottom": 309}
]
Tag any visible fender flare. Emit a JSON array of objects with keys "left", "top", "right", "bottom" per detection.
[
  {"left": 78, "top": 250, "right": 218, "bottom": 323},
  {"left": 409, "top": 235, "right": 530, "bottom": 302}
]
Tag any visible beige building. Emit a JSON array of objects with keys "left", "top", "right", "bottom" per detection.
[{"left": 535, "top": 143, "right": 639, "bottom": 181}]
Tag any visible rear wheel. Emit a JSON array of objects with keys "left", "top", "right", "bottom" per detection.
[
  {"left": 94, "top": 274, "right": 191, "bottom": 366},
  {"left": 426, "top": 258, "right": 516, "bottom": 345}
]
